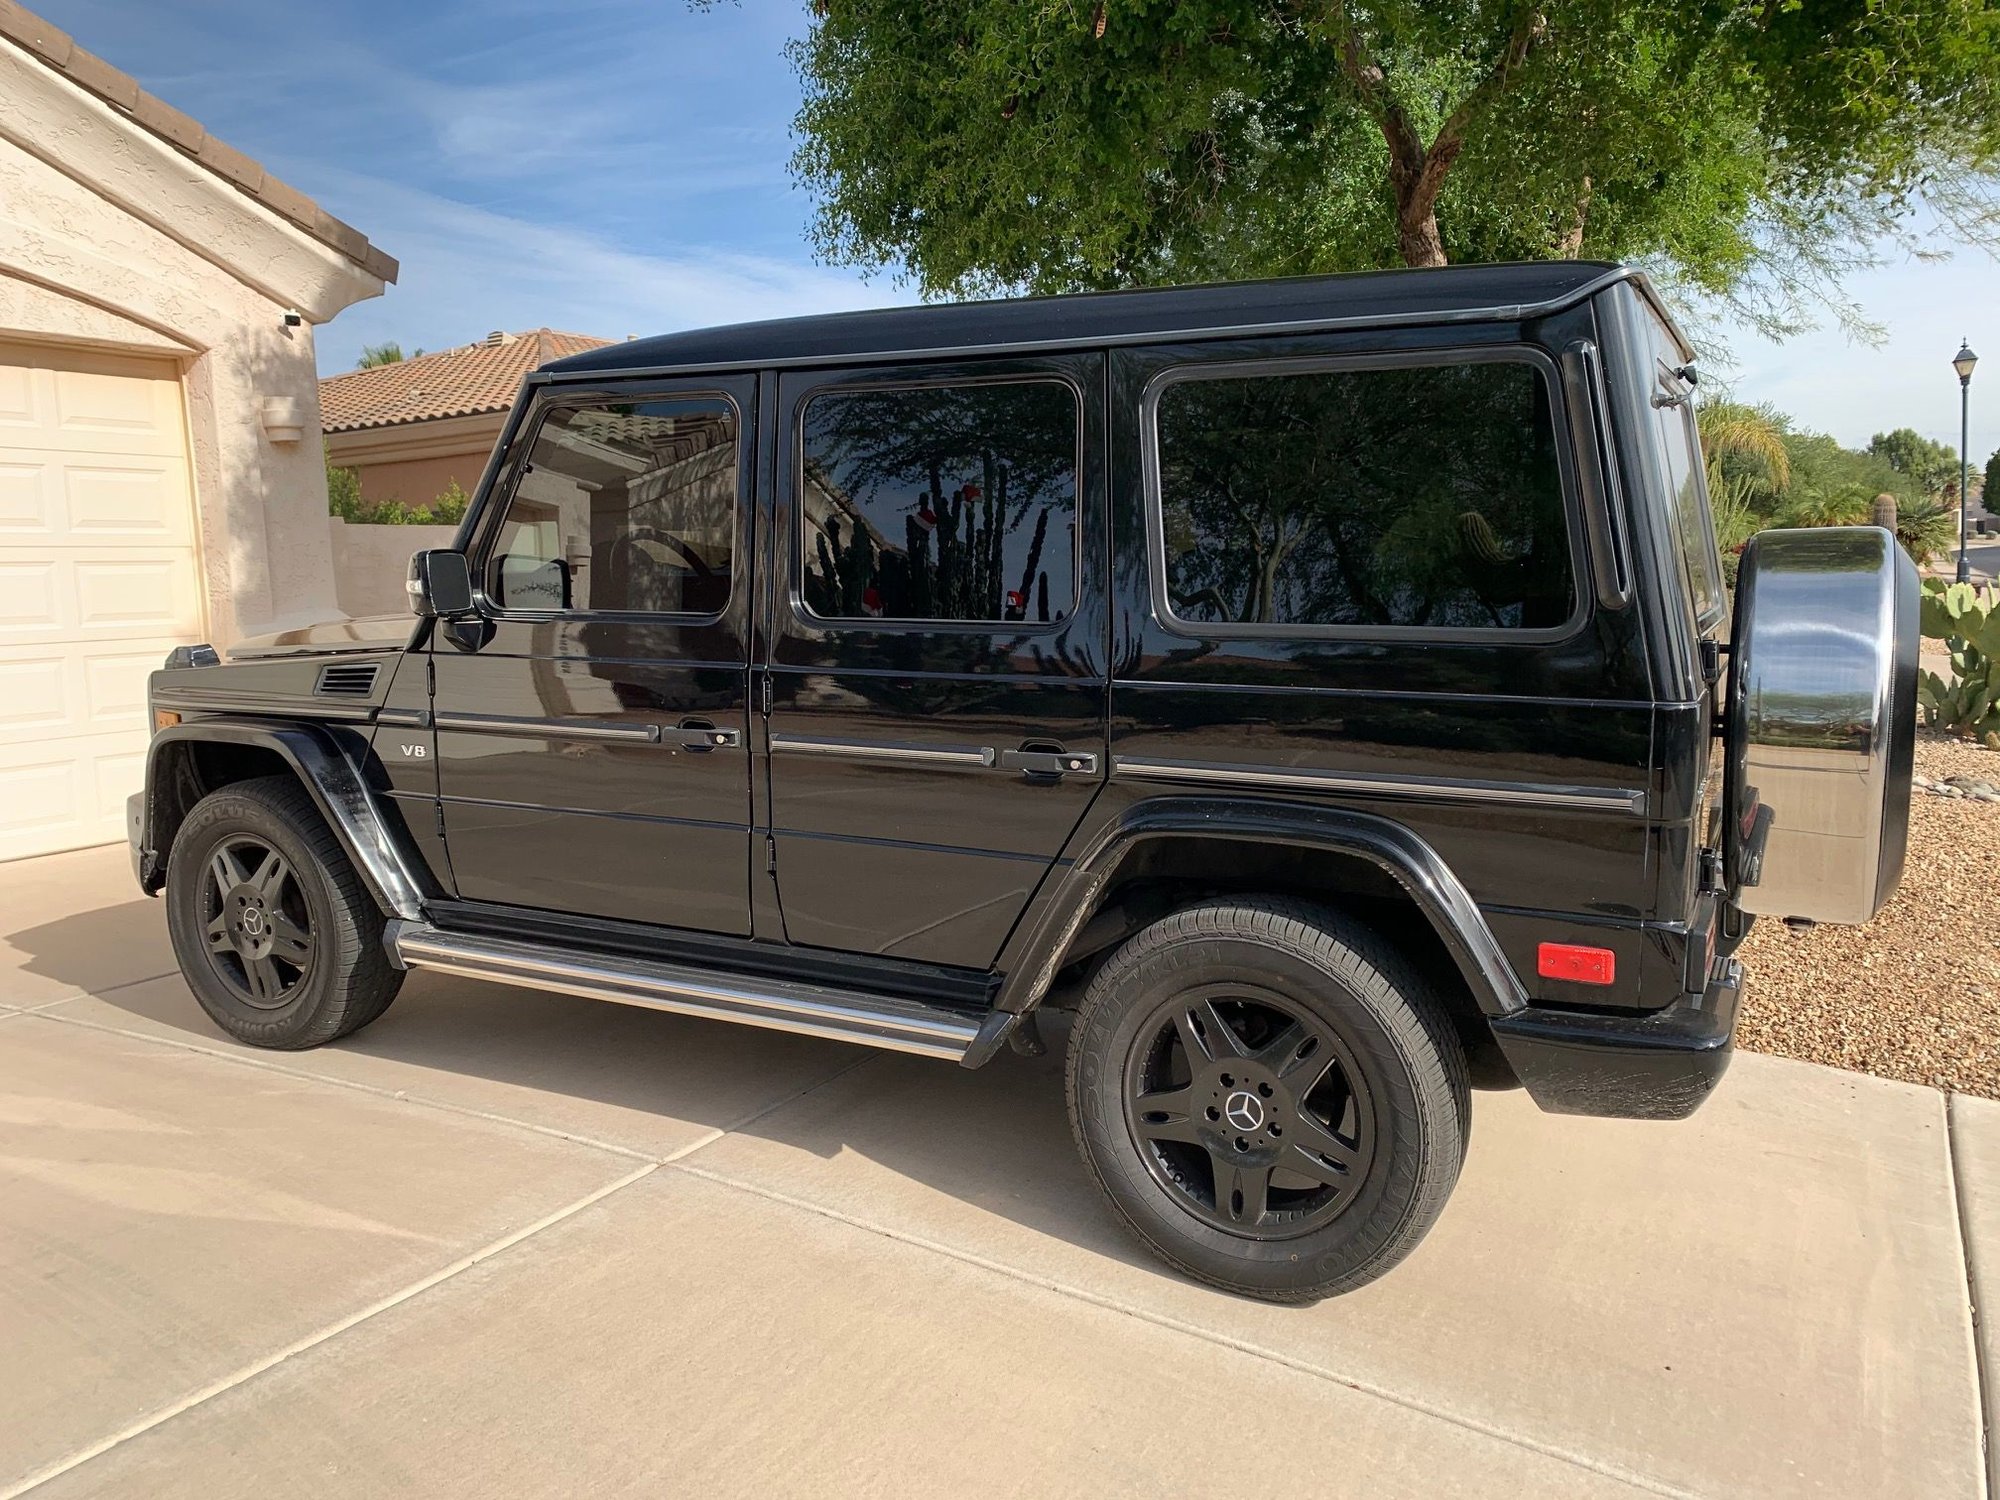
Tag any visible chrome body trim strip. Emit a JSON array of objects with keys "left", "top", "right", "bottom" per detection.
[
  {"left": 433, "top": 711, "right": 660, "bottom": 744},
  {"left": 1111, "top": 755, "right": 1647, "bottom": 815},
  {"left": 375, "top": 707, "right": 431, "bottom": 728},
  {"left": 392, "top": 926, "right": 981, "bottom": 1061},
  {"left": 769, "top": 733, "right": 997, "bottom": 769}
]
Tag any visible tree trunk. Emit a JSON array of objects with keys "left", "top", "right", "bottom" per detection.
[
  {"left": 1396, "top": 190, "right": 1449, "bottom": 267},
  {"left": 1556, "top": 176, "right": 1592, "bottom": 258}
]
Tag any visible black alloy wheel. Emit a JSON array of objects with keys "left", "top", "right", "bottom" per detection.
[
  {"left": 197, "top": 835, "right": 315, "bottom": 1008},
  {"left": 1066, "top": 897, "right": 1469, "bottom": 1301},
  {"left": 1124, "top": 984, "right": 1376, "bottom": 1239},
  {"left": 165, "top": 775, "right": 402, "bottom": 1050}
]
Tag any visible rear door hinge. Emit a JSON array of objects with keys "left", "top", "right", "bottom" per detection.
[
  {"left": 764, "top": 833, "right": 777, "bottom": 874},
  {"left": 759, "top": 672, "right": 773, "bottom": 717}
]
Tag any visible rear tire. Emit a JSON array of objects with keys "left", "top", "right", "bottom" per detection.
[
  {"left": 1066, "top": 897, "right": 1469, "bottom": 1301},
  {"left": 165, "top": 775, "right": 402, "bottom": 1049}
]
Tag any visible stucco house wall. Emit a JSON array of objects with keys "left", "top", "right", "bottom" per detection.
[
  {"left": 351, "top": 448, "right": 495, "bottom": 508},
  {"left": 0, "top": 8, "right": 392, "bottom": 647},
  {"left": 329, "top": 517, "right": 459, "bottom": 618}
]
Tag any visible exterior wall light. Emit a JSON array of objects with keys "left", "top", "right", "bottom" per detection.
[{"left": 259, "top": 396, "right": 305, "bottom": 443}]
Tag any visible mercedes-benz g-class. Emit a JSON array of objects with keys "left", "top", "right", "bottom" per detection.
[{"left": 130, "top": 262, "right": 1916, "bottom": 1300}]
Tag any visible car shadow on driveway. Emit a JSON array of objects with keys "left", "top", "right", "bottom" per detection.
[{"left": 59, "top": 964, "right": 1192, "bottom": 1288}]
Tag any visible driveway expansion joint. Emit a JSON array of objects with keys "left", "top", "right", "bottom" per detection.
[
  {"left": 669, "top": 1160, "right": 1704, "bottom": 1500},
  {"left": 0, "top": 1162, "right": 660, "bottom": 1500},
  {"left": 23, "top": 1007, "right": 664, "bottom": 1164},
  {"left": 1946, "top": 1093, "right": 1997, "bottom": 1498}
]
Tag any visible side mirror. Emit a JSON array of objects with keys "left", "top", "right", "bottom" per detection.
[{"left": 407, "top": 550, "right": 474, "bottom": 619}]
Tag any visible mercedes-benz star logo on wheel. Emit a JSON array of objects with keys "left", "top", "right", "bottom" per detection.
[
  {"left": 1223, "top": 1090, "right": 1264, "bottom": 1132},
  {"left": 240, "top": 906, "right": 265, "bottom": 936}
]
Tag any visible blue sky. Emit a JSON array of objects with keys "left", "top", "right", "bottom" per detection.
[{"left": 34, "top": 0, "right": 2000, "bottom": 467}]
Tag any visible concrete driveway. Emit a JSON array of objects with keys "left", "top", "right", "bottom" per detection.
[{"left": 2, "top": 846, "right": 1994, "bottom": 1499}]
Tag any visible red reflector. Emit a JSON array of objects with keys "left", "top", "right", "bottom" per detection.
[{"left": 1537, "top": 942, "right": 1616, "bottom": 985}]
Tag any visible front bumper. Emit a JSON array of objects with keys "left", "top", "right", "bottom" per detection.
[
  {"left": 126, "top": 791, "right": 157, "bottom": 894},
  {"left": 1488, "top": 958, "right": 1743, "bottom": 1120}
]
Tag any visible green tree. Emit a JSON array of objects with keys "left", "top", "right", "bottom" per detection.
[
  {"left": 790, "top": 1, "right": 2000, "bottom": 332},
  {"left": 1981, "top": 447, "right": 2000, "bottom": 510},
  {"left": 1868, "top": 427, "right": 1960, "bottom": 499},
  {"left": 356, "top": 342, "right": 421, "bottom": 368}
]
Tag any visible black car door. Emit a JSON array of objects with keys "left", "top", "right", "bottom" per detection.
[
  {"left": 428, "top": 376, "right": 758, "bottom": 935},
  {"left": 761, "top": 355, "right": 1109, "bottom": 966}
]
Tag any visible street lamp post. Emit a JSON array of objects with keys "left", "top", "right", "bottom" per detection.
[{"left": 1956, "top": 339, "right": 1979, "bottom": 584}]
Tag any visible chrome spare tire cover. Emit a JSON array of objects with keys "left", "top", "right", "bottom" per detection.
[{"left": 1726, "top": 526, "right": 1917, "bottom": 925}]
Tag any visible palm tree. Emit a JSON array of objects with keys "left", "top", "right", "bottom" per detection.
[
  {"left": 1697, "top": 401, "right": 1791, "bottom": 496},
  {"left": 356, "top": 342, "right": 420, "bottom": 369}
]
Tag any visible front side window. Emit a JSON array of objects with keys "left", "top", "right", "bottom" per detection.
[
  {"left": 799, "top": 380, "right": 1078, "bottom": 624},
  {"left": 1152, "top": 360, "right": 1576, "bottom": 632},
  {"left": 486, "top": 397, "right": 737, "bottom": 616}
]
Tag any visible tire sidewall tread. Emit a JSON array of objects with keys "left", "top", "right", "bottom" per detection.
[{"left": 1066, "top": 896, "right": 1470, "bottom": 1302}]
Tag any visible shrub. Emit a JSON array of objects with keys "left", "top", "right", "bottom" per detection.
[
  {"left": 325, "top": 469, "right": 470, "bottom": 528},
  {"left": 1918, "top": 578, "right": 2000, "bottom": 742}
]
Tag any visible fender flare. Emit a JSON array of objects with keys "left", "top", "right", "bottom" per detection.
[
  {"left": 139, "top": 718, "right": 428, "bottom": 922},
  {"left": 993, "top": 796, "right": 1529, "bottom": 1019}
]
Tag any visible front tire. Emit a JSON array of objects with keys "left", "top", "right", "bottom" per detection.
[
  {"left": 165, "top": 775, "right": 402, "bottom": 1049},
  {"left": 1066, "top": 897, "right": 1469, "bottom": 1301}
]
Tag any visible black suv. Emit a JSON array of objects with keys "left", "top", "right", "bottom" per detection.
[{"left": 131, "top": 262, "right": 1917, "bottom": 1300}]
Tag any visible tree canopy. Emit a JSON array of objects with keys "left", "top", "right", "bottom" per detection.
[
  {"left": 1869, "top": 427, "right": 1962, "bottom": 498},
  {"left": 790, "top": 0, "right": 2000, "bottom": 334}
]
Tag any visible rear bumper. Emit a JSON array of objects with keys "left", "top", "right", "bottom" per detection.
[{"left": 1488, "top": 958, "right": 1743, "bottom": 1120}]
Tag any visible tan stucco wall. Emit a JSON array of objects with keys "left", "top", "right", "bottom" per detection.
[
  {"left": 0, "top": 41, "right": 387, "bottom": 646},
  {"left": 329, "top": 517, "right": 459, "bottom": 618},
  {"left": 352, "top": 450, "right": 492, "bottom": 508}
]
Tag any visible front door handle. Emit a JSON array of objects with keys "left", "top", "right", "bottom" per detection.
[
  {"left": 665, "top": 719, "right": 741, "bottom": 751},
  {"left": 1000, "top": 748, "right": 1097, "bottom": 777}
]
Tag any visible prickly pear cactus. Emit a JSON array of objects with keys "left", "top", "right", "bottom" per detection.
[{"left": 1918, "top": 578, "right": 2000, "bottom": 738}]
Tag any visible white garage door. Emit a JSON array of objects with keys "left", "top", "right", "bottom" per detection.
[{"left": 0, "top": 339, "right": 202, "bottom": 861}]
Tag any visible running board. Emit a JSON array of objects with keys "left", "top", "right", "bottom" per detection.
[{"left": 390, "top": 924, "right": 987, "bottom": 1062}]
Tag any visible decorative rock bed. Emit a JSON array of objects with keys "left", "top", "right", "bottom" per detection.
[{"left": 1735, "top": 729, "right": 2000, "bottom": 1097}]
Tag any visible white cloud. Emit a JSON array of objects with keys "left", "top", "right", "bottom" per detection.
[{"left": 313, "top": 173, "right": 913, "bottom": 371}]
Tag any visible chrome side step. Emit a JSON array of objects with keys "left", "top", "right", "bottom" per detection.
[{"left": 391, "top": 925, "right": 986, "bottom": 1062}]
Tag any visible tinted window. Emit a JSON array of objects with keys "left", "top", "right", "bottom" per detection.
[
  {"left": 800, "top": 381, "right": 1078, "bottom": 624},
  {"left": 1153, "top": 361, "right": 1575, "bottom": 631},
  {"left": 487, "top": 398, "right": 737, "bottom": 615},
  {"left": 1645, "top": 338, "right": 1726, "bottom": 626}
]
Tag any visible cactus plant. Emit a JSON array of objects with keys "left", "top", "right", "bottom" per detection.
[{"left": 1918, "top": 578, "right": 2000, "bottom": 739}]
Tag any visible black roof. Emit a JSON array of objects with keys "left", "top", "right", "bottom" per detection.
[{"left": 542, "top": 261, "right": 1661, "bottom": 379}]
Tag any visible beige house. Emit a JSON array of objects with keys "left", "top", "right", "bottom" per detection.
[
  {"left": 321, "top": 329, "right": 609, "bottom": 506},
  {"left": 0, "top": 1, "right": 393, "bottom": 858}
]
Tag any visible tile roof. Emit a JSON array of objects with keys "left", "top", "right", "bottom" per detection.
[
  {"left": 320, "top": 330, "right": 612, "bottom": 433},
  {"left": 0, "top": 0, "right": 397, "bottom": 284}
]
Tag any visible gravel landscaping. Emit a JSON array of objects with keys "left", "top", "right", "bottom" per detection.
[{"left": 1736, "top": 728, "right": 2000, "bottom": 1099}]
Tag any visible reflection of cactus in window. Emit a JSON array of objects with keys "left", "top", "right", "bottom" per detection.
[{"left": 802, "top": 380, "right": 1076, "bottom": 623}]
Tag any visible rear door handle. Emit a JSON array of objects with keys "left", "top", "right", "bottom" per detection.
[
  {"left": 665, "top": 720, "right": 741, "bottom": 751},
  {"left": 1000, "top": 749, "right": 1097, "bottom": 777}
]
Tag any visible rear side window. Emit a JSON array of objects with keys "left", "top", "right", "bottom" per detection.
[
  {"left": 486, "top": 397, "right": 738, "bottom": 616},
  {"left": 1150, "top": 359, "right": 1576, "bottom": 632},
  {"left": 799, "top": 379, "right": 1079, "bottom": 625},
  {"left": 1650, "top": 360, "right": 1726, "bottom": 629}
]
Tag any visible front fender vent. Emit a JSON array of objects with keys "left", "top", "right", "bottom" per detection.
[{"left": 315, "top": 662, "right": 381, "bottom": 697}]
